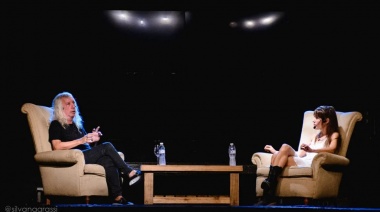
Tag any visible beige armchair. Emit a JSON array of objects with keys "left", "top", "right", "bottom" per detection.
[
  {"left": 251, "top": 110, "right": 362, "bottom": 205},
  {"left": 21, "top": 103, "right": 125, "bottom": 205}
]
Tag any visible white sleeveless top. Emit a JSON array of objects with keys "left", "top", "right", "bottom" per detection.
[{"left": 294, "top": 136, "right": 327, "bottom": 167}]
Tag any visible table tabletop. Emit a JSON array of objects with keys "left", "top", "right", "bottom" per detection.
[{"left": 141, "top": 164, "right": 243, "bottom": 172}]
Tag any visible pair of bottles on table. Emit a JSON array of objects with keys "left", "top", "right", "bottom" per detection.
[{"left": 154, "top": 142, "right": 236, "bottom": 166}]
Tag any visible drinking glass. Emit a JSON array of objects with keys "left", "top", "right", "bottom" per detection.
[{"left": 153, "top": 143, "right": 160, "bottom": 164}]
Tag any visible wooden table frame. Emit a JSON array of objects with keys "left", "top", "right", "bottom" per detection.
[{"left": 140, "top": 164, "right": 243, "bottom": 206}]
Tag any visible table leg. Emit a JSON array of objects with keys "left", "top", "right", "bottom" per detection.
[
  {"left": 144, "top": 173, "right": 154, "bottom": 204},
  {"left": 230, "top": 173, "right": 239, "bottom": 206}
]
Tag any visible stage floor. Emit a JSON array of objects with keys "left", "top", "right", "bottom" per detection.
[{"left": 50, "top": 204, "right": 380, "bottom": 212}]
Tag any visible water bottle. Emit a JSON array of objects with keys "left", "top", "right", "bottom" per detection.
[
  {"left": 158, "top": 142, "right": 166, "bottom": 165},
  {"left": 228, "top": 143, "right": 236, "bottom": 166}
]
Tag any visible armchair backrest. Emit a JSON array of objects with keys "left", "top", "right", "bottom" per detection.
[
  {"left": 298, "top": 111, "right": 363, "bottom": 157},
  {"left": 21, "top": 103, "right": 53, "bottom": 153}
]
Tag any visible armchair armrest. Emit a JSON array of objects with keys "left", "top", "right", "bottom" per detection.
[
  {"left": 34, "top": 149, "right": 84, "bottom": 165},
  {"left": 252, "top": 152, "right": 273, "bottom": 167},
  {"left": 311, "top": 152, "right": 350, "bottom": 177}
]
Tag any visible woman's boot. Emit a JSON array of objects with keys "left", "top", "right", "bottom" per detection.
[
  {"left": 257, "top": 166, "right": 283, "bottom": 205},
  {"left": 261, "top": 166, "right": 282, "bottom": 190}
]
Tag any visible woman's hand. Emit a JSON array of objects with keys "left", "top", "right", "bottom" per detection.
[
  {"left": 300, "top": 143, "right": 313, "bottom": 152},
  {"left": 264, "top": 145, "right": 276, "bottom": 153}
]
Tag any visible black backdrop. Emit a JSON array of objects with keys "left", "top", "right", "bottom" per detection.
[{"left": 3, "top": 0, "right": 380, "bottom": 208}]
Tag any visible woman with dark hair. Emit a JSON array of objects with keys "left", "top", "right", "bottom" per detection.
[
  {"left": 256, "top": 105, "right": 341, "bottom": 206},
  {"left": 48, "top": 91, "right": 141, "bottom": 205}
]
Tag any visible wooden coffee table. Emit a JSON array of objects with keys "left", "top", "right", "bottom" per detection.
[{"left": 140, "top": 164, "right": 243, "bottom": 206}]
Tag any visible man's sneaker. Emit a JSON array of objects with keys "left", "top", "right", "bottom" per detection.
[
  {"left": 129, "top": 174, "right": 141, "bottom": 186},
  {"left": 128, "top": 169, "right": 141, "bottom": 186}
]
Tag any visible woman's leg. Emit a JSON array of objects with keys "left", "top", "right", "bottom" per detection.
[
  {"left": 257, "top": 144, "right": 297, "bottom": 205},
  {"left": 271, "top": 143, "right": 297, "bottom": 167}
]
